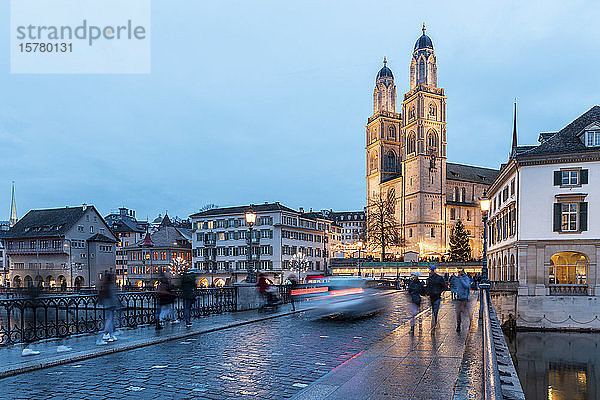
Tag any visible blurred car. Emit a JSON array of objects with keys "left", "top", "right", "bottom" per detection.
[{"left": 301, "top": 277, "right": 386, "bottom": 319}]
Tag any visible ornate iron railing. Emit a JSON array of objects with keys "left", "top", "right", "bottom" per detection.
[
  {"left": 0, "top": 288, "right": 237, "bottom": 345},
  {"left": 549, "top": 284, "right": 588, "bottom": 296}
]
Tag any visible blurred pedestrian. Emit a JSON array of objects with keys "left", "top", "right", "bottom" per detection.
[
  {"left": 180, "top": 270, "right": 196, "bottom": 328},
  {"left": 98, "top": 272, "right": 119, "bottom": 343},
  {"left": 155, "top": 276, "right": 175, "bottom": 330},
  {"left": 450, "top": 269, "right": 471, "bottom": 332},
  {"left": 288, "top": 274, "right": 298, "bottom": 311},
  {"left": 407, "top": 271, "right": 424, "bottom": 333},
  {"left": 425, "top": 265, "right": 448, "bottom": 327}
]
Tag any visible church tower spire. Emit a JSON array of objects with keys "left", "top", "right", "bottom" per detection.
[
  {"left": 410, "top": 24, "right": 437, "bottom": 89},
  {"left": 373, "top": 57, "right": 397, "bottom": 114},
  {"left": 510, "top": 101, "right": 518, "bottom": 158},
  {"left": 9, "top": 181, "right": 17, "bottom": 227}
]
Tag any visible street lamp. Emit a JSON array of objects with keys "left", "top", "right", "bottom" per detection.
[
  {"left": 479, "top": 190, "right": 491, "bottom": 283},
  {"left": 64, "top": 239, "right": 73, "bottom": 288},
  {"left": 245, "top": 206, "right": 257, "bottom": 283},
  {"left": 356, "top": 241, "right": 363, "bottom": 276}
]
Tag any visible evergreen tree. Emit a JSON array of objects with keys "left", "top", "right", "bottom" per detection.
[{"left": 449, "top": 219, "right": 472, "bottom": 261}]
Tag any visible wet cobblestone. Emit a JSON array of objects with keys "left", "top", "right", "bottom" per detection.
[{"left": 1, "top": 293, "right": 412, "bottom": 399}]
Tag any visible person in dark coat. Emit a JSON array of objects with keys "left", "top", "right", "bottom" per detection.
[
  {"left": 288, "top": 274, "right": 299, "bottom": 311},
  {"left": 180, "top": 271, "right": 196, "bottom": 328},
  {"left": 407, "top": 271, "right": 424, "bottom": 333},
  {"left": 425, "top": 265, "right": 448, "bottom": 327},
  {"left": 155, "top": 276, "right": 175, "bottom": 330}
]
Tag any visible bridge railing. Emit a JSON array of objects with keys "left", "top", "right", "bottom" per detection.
[
  {"left": 481, "top": 286, "right": 525, "bottom": 400},
  {"left": 0, "top": 287, "right": 241, "bottom": 345}
]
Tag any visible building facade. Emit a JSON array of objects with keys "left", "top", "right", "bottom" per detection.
[
  {"left": 190, "top": 203, "right": 335, "bottom": 286},
  {"left": 3, "top": 205, "right": 117, "bottom": 288},
  {"left": 125, "top": 215, "right": 192, "bottom": 287},
  {"left": 488, "top": 106, "right": 600, "bottom": 329},
  {"left": 105, "top": 207, "right": 146, "bottom": 286},
  {"left": 366, "top": 26, "right": 499, "bottom": 260}
]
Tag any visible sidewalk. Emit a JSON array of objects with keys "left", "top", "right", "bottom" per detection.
[
  {"left": 293, "top": 294, "right": 478, "bottom": 400},
  {"left": 0, "top": 303, "right": 299, "bottom": 379}
]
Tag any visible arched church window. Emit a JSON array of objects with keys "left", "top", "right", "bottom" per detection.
[
  {"left": 454, "top": 187, "right": 460, "bottom": 202},
  {"left": 461, "top": 187, "right": 466, "bottom": 202},
  {"left": 409, "top": 106, "right": 415, "bottom": 120},
  {"left": 429, "top": 103, "right": 437, "bottom": 119},
  {"left": 418, "top": 58, "right": 426, "bottom": 85},
  {"left": 370, "top": 151, "right": 379, "bottom": 173},
  {"left": 427, "top": 130, "right": 438, "bottom": 155},
  {"left": 384, "top": 151, "right": 396, "bottom": 172},
  {"left": 388, "top": 126, "right": 396, "bottom": 140},
  {"left": 407, "top": 132, "right": 416, "bottom": 154}
]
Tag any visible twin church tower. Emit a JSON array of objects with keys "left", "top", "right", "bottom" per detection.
[{"left": 366, "top": 25, "right": 498, "bottom": 258}]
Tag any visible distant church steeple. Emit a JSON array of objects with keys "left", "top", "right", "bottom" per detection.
[
  {"left": 9, "top": 181, "right": 17, "bottom": 227},
  {"left": 373, "top": 57, "right": 397, "bottom": 114},
  {"left": 410, "top": 24, "right": 437, "bottom": 89},
  {"left": 510, "top": 101, "right": 518, "bottom": 158}
]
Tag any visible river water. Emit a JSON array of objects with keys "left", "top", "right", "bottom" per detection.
[{"left": 506, "top": 331, "right": 599, "bottom": 400}]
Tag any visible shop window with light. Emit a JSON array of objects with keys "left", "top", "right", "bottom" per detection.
[{"left": 549, "top": 252, "right": 587, "bottom": 285}]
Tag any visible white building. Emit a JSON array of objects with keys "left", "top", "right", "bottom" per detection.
[
  {"left": 488, "top": 106, "right": 600, "bottom": 329},
  {"left": 190, "top": 203, "right": 335, "bottom": 285}
]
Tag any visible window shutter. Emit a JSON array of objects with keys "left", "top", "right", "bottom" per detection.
[
  {"left": 579, "top": 202, "right": 588, "bottom": 231},
  {"left": 580, "top": 169, "right": 589, "bottom": 185},
  {"left": 553, "top": 203, "right": 562, "bottom": 232},
  {"left": 553, "top": 171, "right": 562, "bottom": 186}
]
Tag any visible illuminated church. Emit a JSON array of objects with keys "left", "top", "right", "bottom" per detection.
[{"left": 366, "top": 25, "right": 499, "bottom": 258}]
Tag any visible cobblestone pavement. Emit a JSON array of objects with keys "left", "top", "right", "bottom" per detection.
[
  {"left": 293, "top": 294, "right": 478, "bottom": 400},
  {"left": 1, "top": 292, "right": 419, "bottom": 400}
]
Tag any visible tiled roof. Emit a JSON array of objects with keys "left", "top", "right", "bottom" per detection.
[
  {"left": 132, "top": 225, "right": 190, "bottom": 249},
  {"left": 109, "top": 219, "right": 144, "bottom": 233},
  {"left": 446, "top": 163, "right": 499, "bottom": 184},
  {"left": 3, "top": 207, "right": 86, "bottom": 239},
  {"left": 88, "top": 233, "right": 117, "bottom": 243},
  {"left": 519, "top": 106, "right": 600, "bottom": 157},
  {"left": 190, "top": 202, "right": 297, "bottom": 218}
]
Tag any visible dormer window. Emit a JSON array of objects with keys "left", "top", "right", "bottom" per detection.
[{"left": 585, "top": 130, "right": 600, "bottom": 147}]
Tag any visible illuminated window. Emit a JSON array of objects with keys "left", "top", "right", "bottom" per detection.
[{"left": 549, "top": 252, "right": 587, "bottom": 285}]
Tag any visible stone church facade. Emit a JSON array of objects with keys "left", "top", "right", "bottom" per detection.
[{"left": 366, "top": 26, "right": 499, "bottom": 259}]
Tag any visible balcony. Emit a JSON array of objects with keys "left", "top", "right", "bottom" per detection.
[
  {"left": 549, "top": 284, "right": 588, "bottom": 296},
  {"left": 203, "top": 238, "right": 216, "bottom": 246}
]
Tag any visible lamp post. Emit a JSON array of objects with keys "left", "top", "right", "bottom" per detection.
[
  {"left": 479, "top": 191, "right": 491, "bottom": 283},
  {"left": 245, "top": 206, "right": 257, "bottom": 284},
  {"left": 63, "top": 239, "right": 73, "bottom": 288},
  {"left": 357, "top": 241, "right": 363, "bottom": 276},
  {"left": 479, "top": 190, "right": 491, "bottom": 319}
]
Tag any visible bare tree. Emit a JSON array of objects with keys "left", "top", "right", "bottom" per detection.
[{"left": 366, "top": 190, "right": 405, "bottom": 261}]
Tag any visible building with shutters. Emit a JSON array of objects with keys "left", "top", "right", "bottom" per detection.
[
  {"left": 2, "top": 205, "right": 117, "bottom": 288},
  {"left": 366, "top": 25, "right": 499, "bottom": 260},
  {"left": 488, "top": 105, "right": 600, "bottom": 329},
  {"left": 190, "top": 203, "right": 337, "bottom": 286}
]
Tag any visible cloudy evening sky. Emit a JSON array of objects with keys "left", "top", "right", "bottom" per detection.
[{"left": 1, "top": 0, "right": 599, "bottom": 221}]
